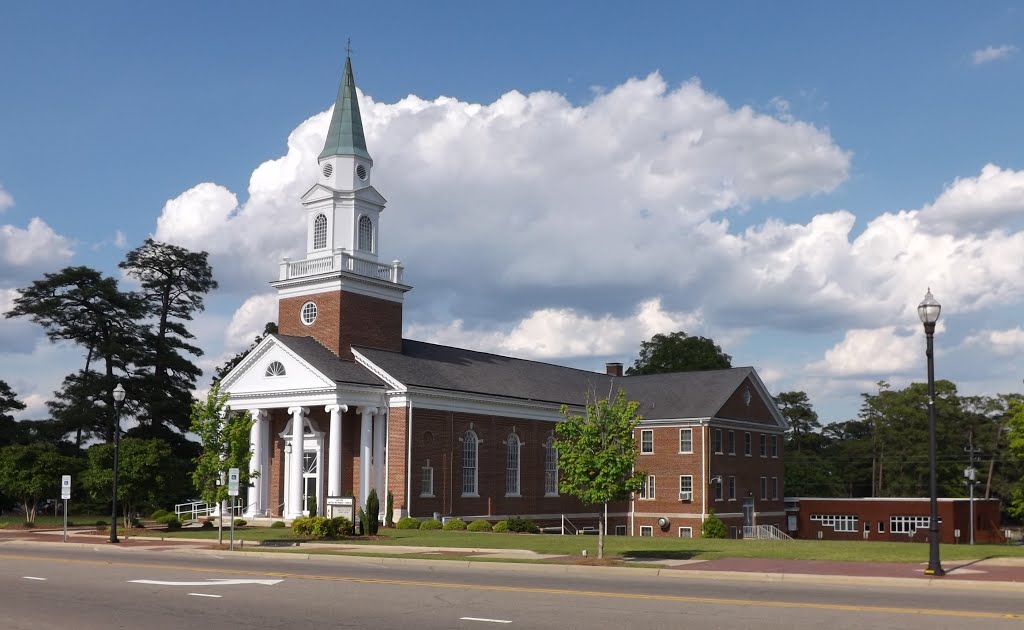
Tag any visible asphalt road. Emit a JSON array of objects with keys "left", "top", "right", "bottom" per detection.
[{"left": 2, "top": 545, "right": 1022, "bottom": 629}]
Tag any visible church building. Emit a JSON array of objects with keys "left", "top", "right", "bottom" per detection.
[{"left": 220, "top": 56, "right": 788, "bottom": 537}]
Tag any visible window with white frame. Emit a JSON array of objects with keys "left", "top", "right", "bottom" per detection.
[
  {"left": 640, "top": 526, "right": 653, "bottom": 537},
  {"left": 615, "top": 525, "right": 626, "bottom": 536},
  {"left": 544, "top": 436, "right": 558, "bottom": 496},
  {"left": 728, "top": 476, "right": 736, "bottom": 500},
  {"left": 713, "top": 428, "right": 723, "bottom": 453},
  {"left": 744, "top": 432, "right": 752, "bottom": 456},
  {"left": 264, "top": 361, "right": 286, "bottom": 377},
  {"left": 760, "top": 476, "right": 768, "bottom": 500},
  {"left": 679, "top": 428, "right": 693, "bottom": 453},
  {"left": 811, "top": 514, "right": 859, "bottom": 533},
  {"left": 420, "top": 461, "right": 434, "bottom": 497},
  {"left": 640, "top": 429, "right": 654, "bottom": 453},
  {"left": 771, "top": 435, "right": 779, "bottom": 457},
  {"left": 313, "top": 213, "right": 328, "bottom": 250},
  {"left": 505, "top": 433, "right": 521, "bottom": 497},
  {"left": 759, "top": 433, "right": 767, "bottom": 457},
  {"left": 771, "top": 476, "right": 779, "bottom": 500},
  {"left": 679, "top": 475, "right": 693, "bottom": 500},
  {"left": 639, "top": 474, "right": 655, "bottom": 499},
  {"left": 462, "top": 431, "right": 479, "bottom": 496},
  {"left": 890, "top": 515, "right": 930, "bottom": 534},
  {"left": 358, "top": 215, "right": 373, "bottom": 252},
  {"left": 728, "top": 430, "right": 735, "bottom": 455},
  {"left": 878, "top": 520, "right": 885, "bottom": 533},
  {"left": 678, "top": 526, "right": 693, "bottom": 538},
  {"left": 714, "top": 477, "right": 723, "bottom": 500}
]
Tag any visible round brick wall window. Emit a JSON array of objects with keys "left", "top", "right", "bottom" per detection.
[{"left": 300, "top": 301, "right": 317, "bottom": 325}]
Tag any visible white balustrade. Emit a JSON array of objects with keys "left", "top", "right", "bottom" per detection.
[{"left": 280, "top": 250, "right": 404, "bottom": 284}]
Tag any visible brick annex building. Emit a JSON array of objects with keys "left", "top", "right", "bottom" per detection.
[{"left": 221, "top": 57, "right": 788, "bottom": 537}]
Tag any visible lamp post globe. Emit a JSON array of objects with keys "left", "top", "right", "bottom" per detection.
[
  {"left": 110, "top": 382, "right": 126, "bottom": 544},
  {"left": 918, "top": 289, "right": 944, "bottom": 576}
]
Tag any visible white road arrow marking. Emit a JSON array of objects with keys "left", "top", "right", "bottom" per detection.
[
  {"left": 460, "top": 618, "right": 512, "bottom": 624},
  {"left": 129, "top": 579, "right": 282, "bottom": 587},
  {"left": 188, "top": 593, "right": 223, "bottom": 598}
]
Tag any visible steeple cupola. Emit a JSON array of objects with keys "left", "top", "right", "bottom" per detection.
[{"left": 317, "top": 55, "right": 373, "bottom": 191}]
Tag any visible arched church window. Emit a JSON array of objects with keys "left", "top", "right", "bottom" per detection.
[
  {"left": 462, "top": 430, "right": 478, "bottom": 496},
  {"left": 358, "top": 215, "right": 373, "bottom": 252},
  {"left": 313, "top": 214, "right": 328, "bottom": 250},
  {"left": 544, "top": 436, "right": 559, "bottom": 497},
  {"left": 505, "top": 433, "right": 521, "bottom": 497},
  {"left": 265, "top": 361, "right": 286, "bottom": 377}
]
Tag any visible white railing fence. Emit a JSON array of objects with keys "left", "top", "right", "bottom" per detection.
[
  {"left": 280, "top": 250, "right": 404, "bottom": 284},
  {"left": 742, "top": 524, "right": 793, "bottom": 540}
]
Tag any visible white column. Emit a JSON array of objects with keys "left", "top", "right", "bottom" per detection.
[
  {"left": 326, "top": 404, "right": 347, "bottom": 497},
  {"left": 372, "top": 411, "right": 386, "bottom": 505},
  {"left": 357, "top": 406, "right": 377, "bottom": 509},
  {"left": 259, "top": 411, "right": 270, "bottom": 516},
  {"left": 246, "top": 409, "right": 265, "bottom": 518},
  {"left": 287, "top": 407, "right": 308, "bottom": 518}
]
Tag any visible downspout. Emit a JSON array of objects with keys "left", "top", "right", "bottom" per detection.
[
  {"left": 701, "top": 423, "right": 707, "bottom": 520},
  {"left": 406, "top": 399, "right": 413, "bottom": 519}
]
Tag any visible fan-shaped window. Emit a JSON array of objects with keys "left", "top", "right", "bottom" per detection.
[
  {"left": 462, "top": 430, "right": 478, "bottom": 496},
  {"left": 265, "top": 361, "right": 286, "bottom": 377},
  {"left": 505, "top": 433, "right": 521, "bottom": 497},
  {"left": 358, "top": 215, "right": 373, "bottom": 252},
  {"left": 313, "top": 214, "right": 328, "bottom": 250},
  {"left": 544, "top": 437, "right": 559, "bottom": 497}
]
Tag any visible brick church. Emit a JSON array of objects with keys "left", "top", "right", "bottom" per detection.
[{"left": 220, "top": 56, "right": 788, "bottom": 537}]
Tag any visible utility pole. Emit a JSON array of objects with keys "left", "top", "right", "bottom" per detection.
[{"left": 965, "top": 429, "right": 983, "bottom": 546}]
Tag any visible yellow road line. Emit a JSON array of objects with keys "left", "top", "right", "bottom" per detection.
[{"left": 1, "top": 552, "right": 1020, "bottom": 621}]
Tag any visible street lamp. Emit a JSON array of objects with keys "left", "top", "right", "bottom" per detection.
[
  {"left": 109, "top": 382, "right": 126, "bottom": 544},
  {"left": 917, "top": 289, "right": 944, "bottom": 576}
]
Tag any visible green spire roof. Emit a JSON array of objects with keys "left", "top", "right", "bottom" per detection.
[{"left": 319, "top": 56, "right": 371, "bottom": 161}]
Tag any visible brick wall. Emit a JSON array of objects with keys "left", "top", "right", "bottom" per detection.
[
  {"left": 717, "top": 376, "right": 779, "bottom": 427},
  {"left": 387, "top": 404, "right": 408, "bottom": 514},
  {"left": 277, "top": 289, "right": 402, "bottom": 359}
]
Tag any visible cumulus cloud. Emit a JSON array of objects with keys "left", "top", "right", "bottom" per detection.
[
  {"left": 810, "top": 326, "right": 920, "bottom": 377},
  {"left": 0, "top": 185, "right": 13, "bottom": 212},
  {"left": 972, "top": 45, "right": 1018, "bottom": 65},
  {"left": 917, "top": 164, "right": 1024, "bottom": 233},
  {"left": 0, "top": 218, "right": 73, "bottom": 275},
  {"left": 224, "top": 293, "right": 277, "bottom": 352},
  {"left": 964, "top": 327, "right": 1024, "bottom": 356},
  {"left": 405, "top": 298, "right": 702, "bottom": 360}
]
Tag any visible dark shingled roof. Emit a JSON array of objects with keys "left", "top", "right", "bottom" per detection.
[
  {"left": 273, "top": 334, "right": 383, "bottom": 386},
  {"left": 355, "top": 339, "right": 755, "bottom": 420}
]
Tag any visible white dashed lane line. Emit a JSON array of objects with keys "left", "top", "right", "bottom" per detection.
[
  {"left": 22, "top": 577, "right": 47, "bottom": 581},
  {"left": 460, "top": 618, "right": 512, "bottom": 624},
  {"left": 188, "top": 593, "right": 222, "bottom": 598}
]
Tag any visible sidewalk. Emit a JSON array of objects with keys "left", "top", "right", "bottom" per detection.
[{"left": 4, "top": 527, "right": 1024, "bottom": 590}]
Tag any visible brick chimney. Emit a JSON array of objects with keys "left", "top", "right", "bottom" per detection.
[{"left": 605, "top": 362, "right": 623, "bottom": 377}]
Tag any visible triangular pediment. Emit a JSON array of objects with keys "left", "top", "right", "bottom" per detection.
[
  {"left": 300, "top": 183, "right": 387, "bottom": 207},
  {"left": 219, "top": 335, "right": 336, "bottom": 396}
]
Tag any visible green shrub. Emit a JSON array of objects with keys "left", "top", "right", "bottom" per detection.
[
  {"left": 95, "top": 519, "right": 108, "bottom": 527},
  {"left": 419, "top": 518, "right": 442, "bottom": 530},
  {"left": 270, "top": 520, "right": 286, "bottom": 528},
  {"left": 505, "top": 516, "right": 538, "bottom": 533},
  {"left": 201, "top": 520, "right": 213, "bottom": 529},
  {"left": 23, "top": 521, "right": 36, "bottom": 528},
  {"left": 155, "top": 513, "right": 179, "bottom": 525},
  {"left": 365, "top": 489, "right": 380, "bottom": 536},
  {"left": 164, "top": 517, "right": 182, "bottom": 531},
  {"left": 233, "top": 518, "right": 247, "bottom": 527},
  {"left": 467, "top": 519, "right": 492, "bottom": 532},
  {"left": 396, "top": 517, "right": 421, "bottom": 529},
  {"left": 493, "top": 520, "right": 509, "bottom": 533},
  {"left": 701, "top": 510, "right": 727, "bottom": 539},
  {"left": 292, "top": 515, "right": 353, "bottom": 538},
  {"left": 130, "top": 518, "right": 143, "bottom": 528},
  {"left": 150, "top": 509, "right": 169, "bottom": 520},
  {"left": 385, "top": 490, "right": 394, "bottom": 528},
  {"left": 443, "top": 518, "right": 467, "bottom": 531}
]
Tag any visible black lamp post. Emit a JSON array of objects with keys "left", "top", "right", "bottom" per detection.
[
  {"left": 109, "top": 382, "right": 126, "bottom": 544},
  {"left": 917, "top": 289, "right": 944, "bottom": 576}
]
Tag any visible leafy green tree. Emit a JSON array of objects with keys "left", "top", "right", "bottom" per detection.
[
  {"left": 701, "top": 510, "right": 726, "bottom": 538},
  {"left": 120, "top": 239, "right": 217, "bottom": 435},
  {"left": 0, "top": 443, "right": 80, "bottom": 523},
  {"left": 776, "top": 391, "right": 820, "bottom": 452},
  {"left": 555, "top": 387, "right": 645, "bottom": 559},
  {"left": 190, "top": 384, "right": 255, "bottom": 510},
  {"left": 212, "top": 322, "right": 278, "bottom": 385},
  {"left": 82, "top": 438, "right": 172, "bottom": 528},
  {"left": 626, "top": 331, "right": 731, "bottom": 375},
  {"left": 0, "top": 380, "right": 26, "bottom": 448},
  {"left": 6, "top": 267, "right": 145, "bottom": 443},
  {"left": 1003, "top": 398, "right": 1024, "bottom": 519}
]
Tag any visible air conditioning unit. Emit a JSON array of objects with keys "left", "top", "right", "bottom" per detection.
[{"left": 679, "top": 491, "right": 693, "bottom": 501}]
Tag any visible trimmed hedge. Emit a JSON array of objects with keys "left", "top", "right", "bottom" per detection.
[
  {"left": 442, "top": 518, "right": 467, "bottom": 531},
  {"left": 233, "top": 518, "right": 247, "bottom": 527},
  {"left": 467, "top": 519, "right": 492, "bottom": 532},
  {"left": 419, "top": 518, "right": 442, "bottom": 530},
  {"left": 505, "top": 516, "right": 539, "bottom": 533},
  {"left": 396, "top": 517, "right": 421, "bottom": 530},
  {"left": 292, "top": 515, "right": 354, "bottom": 538},
  {"left": 492, "top": 520, "right": 509, "bottom": 533},
  {"left": 270, "top": 520, "right": 286, "bottom": 528},
  {"left": 150, "top": 509, "right": 169, "bottom": 520}
]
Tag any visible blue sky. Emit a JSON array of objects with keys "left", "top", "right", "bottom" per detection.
[{"left": 2, "top": 2, "right": 1022, "bottom": 423}]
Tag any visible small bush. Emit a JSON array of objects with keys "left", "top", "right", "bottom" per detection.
[
  {"left": 201, "top": 520, "right": 213, "bottom": 529},
  {"left": 95, "top": 519, "right": 108, "bottom": 527},
  {"left": 155, "top": 513, "right": 179, "bottom": 525},
  {"left": 467, "top": 519, "right": 492, "bottom": 532},
  {"left": 130, "top": 518, "right": 143, "bottom": 528},
  {"left": 701, "top": 510, "right": 727, "bottom": 539},
  {"left": 505, "top": 516, "right": 539, "bottom": 533},
  {"left": 396, "top": 517, "right": 421, "bottom": 530},
  {"left": 443, "top": 518, "right": 467, "bottom": 531},
  {"left": 291, "top": 515, "right": 352, "bottom": 538},
  {"left": 233, "top": 519, "right": 247, "bottom": 527},
  {"left": 23, "top": 521, "right": 36, "bottom": 528},
  {"left": 492, "top": 520, "right": 509, "bottom": 533},
  {"left": 270, "top": 520, "right": 286, "bottom": 528},
  {"left": 150, "top": 509, "right": 169, "bottom": 520},
  {"left": 163, "top": 517, "right": 182, "bottom": 531},
  {"left": 419, "top": 518, "right": 442, "bottom": 530}
]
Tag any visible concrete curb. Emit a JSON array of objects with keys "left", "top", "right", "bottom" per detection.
[{"left": 3, "top": 536, "right": 1023, "bottom": 591}]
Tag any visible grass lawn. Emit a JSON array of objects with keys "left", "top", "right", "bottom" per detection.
[
  {"left": 133, "top": 525, "right": 1024, "bottom": 563},
  {"left": 0, "top": 513, "right": 109, "bottom": 528}
]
